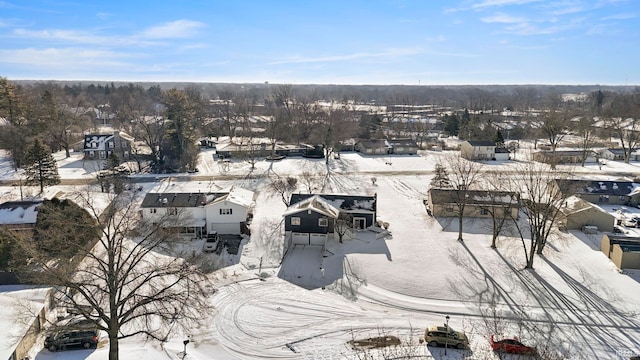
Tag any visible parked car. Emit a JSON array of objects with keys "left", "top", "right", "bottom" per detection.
[
  {"left": 424, "top": 325, "right": 469, "bottom": 349},
  {"left": 203, "top": 231, "right": 219, "bottom": 253},
  {"left": 45, "top": 329, "right": 99, "bottom": 352},
  {"left": 490, "top": 335, "right": 537, "bottom": 355}
]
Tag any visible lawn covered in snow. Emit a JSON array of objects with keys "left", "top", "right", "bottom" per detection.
[{"left": 1, "top": 149, "right": 639, "bottom": 359}]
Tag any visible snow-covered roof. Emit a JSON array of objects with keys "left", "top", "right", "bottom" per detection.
[
  {"left": 283, "top": 195, "right": 341, "bottom": 218},
  {"left": 0, "top": 201, "right": 42, "bottom": 225},
  {"left": 289, "top": 193, "right": 377, "bottom": 212},
  {"left": 0, "top": 286, "right": 51, "bottom": 360},
  {"left": 211, "top": 187, "right": 255, "bottom": 208}
]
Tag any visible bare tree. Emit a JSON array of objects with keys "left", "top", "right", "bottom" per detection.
[
  {"left": 439, "top": 154, "right": 484, "bottom": 241},
  {"left": 14, "top": 190, "right": 213, "bottom": 360},
  {"left": 334, "top": 212, "right": 353, "bottom": 243},
  {"left": 572, "top": 115, "right": 597, "bottom": 167},
  {"left": 508, "top": 161, "right": 573, "bottom": 269},
  {"left": 269, "top": 176, "right": 298, "bottom": 206},
  {"left": 604, "top": 92, "right": 640, "bottom": 163},
  {"left": 539, "top": 108, "right": 572, "bottom": 169},
  {"left": 482, "top": 172, "right": 520, "bottom": 249}
]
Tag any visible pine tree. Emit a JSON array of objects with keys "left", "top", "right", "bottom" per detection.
[
  {"left": 494, "top": 130, "right": 505, "bottom": 148},
  {"left": 430, "top": 163, "right": 452, "bottom": 189},
  {"left": 24, "top": 139, "right": 60, "bottom": 193}
]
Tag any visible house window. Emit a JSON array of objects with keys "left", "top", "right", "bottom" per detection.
[
  {"left": 599, "top": 195, "right": 609, "bottom": 203},
  {"left": 319, "top": 218, "right": 328, "bottom": 227},
  {"left": 445, "top": 205, "right": 454, "bottom": 212},
  {"left": 108, "top": 142, "right": 114, "bottom": 148},
  {"left": 167, "top": 208, "right": 178, "bottom": 215},
  {"left": 619, "top": 196, "right": 626, "bottom": 202},
  {"left": 480, "top": 208, "right": 488, "bottom": 215},
  {"left": 149, "top": 208, "right": 157, "bottom": 214},
  {"left": 220, "top": 208, "right": 233, "bottom": 215},
  {"left": 291, "top": 217, "right": 300, "bottom": 226}
]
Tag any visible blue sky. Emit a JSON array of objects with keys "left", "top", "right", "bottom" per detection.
[{"left": 0, "top": 0, "right": 636, "bottom": 85}]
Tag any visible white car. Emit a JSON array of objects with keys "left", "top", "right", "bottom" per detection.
[{"left": 203, "top": 232, "right": 219, "bottom": 253}]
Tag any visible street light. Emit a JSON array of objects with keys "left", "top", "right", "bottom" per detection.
[{"left": 445, "top": 315, "right": 450, "bottom": 355}]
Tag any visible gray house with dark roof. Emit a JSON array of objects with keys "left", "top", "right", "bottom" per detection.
[
  {"left": 387, "top": 138, "right": 418, "bottom": 155},
  {"left": 0, "top": 200, "right": 43, "bottom": 233},
  {"left": 427, "top": 189, "right": 520, "bottom": 219},
  {"left": 355, "top": 139, "right": 390, "bottom": 155},
  {"left": 284, "top": 193, "right": 377, "bottom": 247},
  {"left": 83, "top": 131, "right": 133, "bottom": 160},
  {"left": 553, "top": 179, "right": 640, "bottom": 206}
]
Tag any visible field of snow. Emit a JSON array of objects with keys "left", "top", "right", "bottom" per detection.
[{"left": 1, "top": 149, "right": 640, "bottom": 359}]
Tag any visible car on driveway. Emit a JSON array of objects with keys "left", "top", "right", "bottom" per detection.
[
  {"left": 424, "top": 325, "right": 469, "bottom": 349},
  {"left": 203, "top": 231, "right": 219, "bottom": 253},
  {"left": 45, "top": 328, "right": 99, "bottom": 352},
  {"left": 490, "top": 335, "right": 537, "bottom": 355}
]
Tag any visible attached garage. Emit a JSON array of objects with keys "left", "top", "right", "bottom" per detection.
[
  {"left": 309, "top": 233, "right": 327, "bottom": 246},
  {"left": 292, "top": 232, "right": 310, "bottom": 245},
  {"left": 291, "top": 232, "right": 327, "bottom": 246},
  {"left": 210, "top": 222, "right": 241, "bottom": 235}
]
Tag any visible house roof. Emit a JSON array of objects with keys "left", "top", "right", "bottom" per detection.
[
  {"left": 466, "top": 140, "right": 495, "bottom": 147},
  {"left": 210, "top": 187, "right": 255, "bottom": 208},
  {"left": 283, "top": 195, "right": 341, "bottom": 218},
  {"left": 537, "top": 150, "right": 595, "bottom": 157},
  {"left": 141, "top": 193, "right": 218, "bottom": 208},
  {"left": 0, "top": 286, "right": 51, "bottom": 360},
  {"left": 357, "top": 139, "right": 390, "bottom": 149},
  {"left": 560, "top": 196, "right": 611, "bottom": 216},
  {"left": 83, "top": 131, "right": 133, "bottom": 151},
  {"left": 555, "top": 179, "right": 639, "bottom": 196},
  {"left": 387, "top": 138, "right": 417, "bottom": 147},
  {"left": 289, "top": 193, "right": 376, "bottom": 212},
  {"left": 0, "top": 201, "right": 42, "bottom": 225},
  {"left": 429, "top": 189, "right": 520, "bottom": 206},
  {"left": 495, "top": 147, "right": 510, "bottom": 153}
]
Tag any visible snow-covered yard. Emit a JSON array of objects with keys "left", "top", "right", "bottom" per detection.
[{"left": 1, "top": 150, "right": 640, "bottom": 359}]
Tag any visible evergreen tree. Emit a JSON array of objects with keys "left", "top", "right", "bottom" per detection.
[
  {"left": 104, "top": 152, "right": 121, "bottom": 170},
  {"left": 443, "top": 114, "right": 459, "bottom": 136},
  {"left": 430, "top": 163, "right": 452, "bottom": 189},
  {"left": 24, "top": 139, "right": 60, "bottom": 193},
  {"left": 494, "top": 130, "right": 505, "bottom": 147}
]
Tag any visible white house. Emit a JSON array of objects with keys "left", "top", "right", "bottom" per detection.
[
  {"left": 460, "top": 140, "right": 496, "bottom": 160},
  {"left": 140, "top": 187, "right": 255, "bottom": 237}
]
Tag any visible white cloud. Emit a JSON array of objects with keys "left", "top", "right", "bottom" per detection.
[
  {"left": 0, "top": 47, "right": 135, "bottom": 68},
  {"left": 138, "top": 19, "right": 206, "bottom": 39},
  {"left": 269, "top": 48, "right": 424, "bottom": 65},
  {"left": 11, "top": 28, "right": 165, "bottom": 47},
  {"left": 601, "top": 12, "right": 636, "bottom": 20},
  {"left": 481, "top": 13, "right": 525, "bottom": 23},
  {"left": 472, "top": 0, "right": 543, "bottom": 10}
]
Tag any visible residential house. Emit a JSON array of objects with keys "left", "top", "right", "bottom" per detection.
[
  {"left": 0, "top": 200, "right": 43, "bottom": 236},
  {"left": 140, "top": 187, "right": 254, "bottom": 237},
  {"left": 427, "top": 189, "right": 520, "bottom": 219},
  {"left": 387, "top": 138, "right": 418, "bottom": 155},
  {"left": 599, "top": 148, "right": 640, "bottom": 161},
  {"left": 83, "top": 131, "right": 133, "bottom": 160},
  {"left": 553, "top": 179, "right": 640, "bottom": 206},
  {"left": 460, "top": 140, "right": 496, "bottom": 160},
  {"left": 494, "top": 147, "right": 511, "bottom": 161},
  {"left": 532, "top": 150, "right": 597, "bottom": 165},
  {"left": 600, "top": 234, "right": 640, "bottom": 269},
  {"left": 557, "top": 196, "right": 615, "bottom": 233},
  {"left": 0, "top": 286, "right": 53, "bottom": 360},
  {"left": 355, "top": 139, "right": 390, "bottom": 155},
  {"left": 284, "top": 193, "right": 378, "bottom": 247}
]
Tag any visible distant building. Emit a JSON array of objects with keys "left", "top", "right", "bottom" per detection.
[{"left": 0, "top": 200, "right": 43, "bottom": 236}]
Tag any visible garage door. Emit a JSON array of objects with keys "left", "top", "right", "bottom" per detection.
[
  {"left": 309, "top": 233, "right": 327, "bottom": 246},
  {"left": 292, "top": 232, "right": 310, "bottom": 245},
  {"left": 210, "top": 222, "right": 240, "bottom": 235}
]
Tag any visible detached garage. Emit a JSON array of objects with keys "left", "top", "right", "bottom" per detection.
[{"left": 283, "top": 195, "right": 340, "bottom": 248}]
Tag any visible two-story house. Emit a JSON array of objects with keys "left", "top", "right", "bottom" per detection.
[
  {"left": 83, "top": 131, "right": 133, "bottom": 160},
  {"left": 140, "top": 187, "right": 254, "bottom": 238},
  {"left": 460, "top": 140, "right": 496, "bottom": 160}
]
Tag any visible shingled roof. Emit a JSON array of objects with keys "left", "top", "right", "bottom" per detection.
[{"left": 289, "top": 193, "right": 377, "bottom": 212}]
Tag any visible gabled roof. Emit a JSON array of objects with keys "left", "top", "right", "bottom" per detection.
[
  {"left": 559, "top": 195, "right": 610, "bottom": 216},
  {"left": 141, "top": 193, "right": 218, "bottom": 208},
  {"left": 0, "top": 201, "right": 43, "bottom": 225},
  {"left": 555, "top": 179, "right": 639, "bottom": 196},
  {"left": 210, "top": 187, "right": 255, "bottom": 208},
  {"left": 466, "top": 140, "right": 495, "bottom": 147},
  {"left": 283, "top": 195, "right": 341, "bottom": 218},
  {"left": 429, "top": 189, "right": 520, "bottom": 206},
  {"left": 289, "top": 193, "right": 376, "bottom": 212},
  {"left": 386, "top": 138, "right": 417, "bottom": 147},
  {"left": 357, "top": 139, "right": 390, "bottom": 149}
]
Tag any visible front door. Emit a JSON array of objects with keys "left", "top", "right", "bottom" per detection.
[{"left": 353, "top": 217, "right": 366, "bottom": 230}]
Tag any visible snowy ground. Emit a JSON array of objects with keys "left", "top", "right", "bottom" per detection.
[{"left": 1, "top": 149, "right": 640, "bottom": 359}]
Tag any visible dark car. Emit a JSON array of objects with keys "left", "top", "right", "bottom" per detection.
[
  {"left": 490, "top": 335, "right": 537, "bottom": 355},
  {"left": 45, "top": 329, "right": 99, "bottom": 352}
]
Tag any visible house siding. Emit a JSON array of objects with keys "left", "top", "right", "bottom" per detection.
[{"left": 285, "top": 211, "right": 334, "bottom": 234}]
